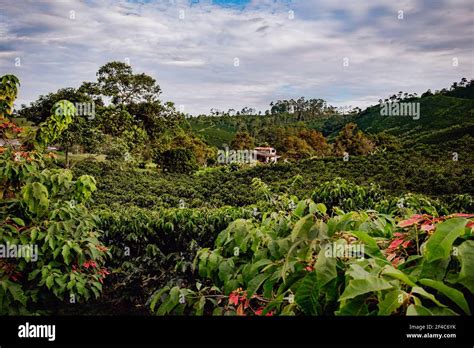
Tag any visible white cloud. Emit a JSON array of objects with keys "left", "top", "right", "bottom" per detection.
[{"left": 0, "top": 0, "right": 472, "bottom": 114}]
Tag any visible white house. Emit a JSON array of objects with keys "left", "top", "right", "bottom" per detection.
[{"left": 254, "top": 147, "right": 280, "bottom": 163}]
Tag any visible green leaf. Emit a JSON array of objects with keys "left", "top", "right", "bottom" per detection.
[
  {"left": 315, "top": 245, "right": 337, "bottom": 288},
  {"left": 346, "top": 264, "right": 371, "bottom": 280},
  {"left": 411, "top": 287, "right": 446, "bottom": 307},
  {"left": 419, "top": 279, "right": 471, "bottom": 315},
  {"left": 156, "top": 287, "right": 180, "bottom": 315},
  {"left": 315, "top": 203, "right": 327, "bottom": 215},
  {"left": 28, "top": 269, "right": 41, "bottom": 281},
  {"left": 295, "top": 272, "right": 321, "bottom": 315},
  {"left": 293, "top": 200, "right": 307, "bottom": 218},
  {"left": 90, "top": 286, "right": 100, "bottom": 299},
  {"left": 7, "top": 282, "right": 27, "bottom": 306},
  {"left": 246, "top": 273, "right": 270, "bottom": 298},
  {"left": 45, "top": 275, "right": 54, "bottom": 289},
  {"left": 291, "top": 214, "right": 314, "bottom": 241},
  {"left": 212, "top": 307, "right": 223, "bottom": 315},
  {"left": 350, "top": 230, "right": 387, "bottom": 262},
  {"left": 419, "top": 257, "right": 450, "bottom": 281},
  {"left": 429, "top": 307, "right": 459, "bottom": 316},
  {"left": 406, "top": 304, "right": 433, "bottom": 316},
  {"left": 224, "top": 279, "right": 240, "bottom": 295},
  {"left": 378, "top": 290, "right": 406, "bottom": 316},
  {"left": 381, "top": 265, "right": 417, "bottom": 287},
  {"left": 194, "top": 296, "right": 206, "bottom": 316},
  {"left": 218, "top": 259, "right": 234, "bottom": 283},
  {"left": 12, "top": 217, "right": 25, "bottom": 227},
  {"left": 150, "top": 287, "right": 170, "bottom": 312},
  {"left": 424, "top": 218, "right": 466, "bottom": 262},
  {"left": 61, "top": 245, "right": 71, "bottom": 265},
  {"left": 455, "top": 240, "right": 474, "bottom": 294},
  {"left": 339, "top": 276, "right": 393, "bottom": 302},
  {"left": 335, "top": 296, "right": 368, "bottom": 316},
  {"left": 22, "top": 182, "right": 49, "bottom": 215}
]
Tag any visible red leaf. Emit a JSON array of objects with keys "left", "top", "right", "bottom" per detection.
[
  {"left": 388, "top": 238, "right": 404, "bottom": 249},
  {"left": 391, "top": 257, "right": 401, "bottom": 267},
  {"left": 420, "top": 223, "right": 435, "bottom": 232},
  {"left": 398, "top": 215, "right": 423, "bottom": 228},
  {"left": 229, "top": 293, "right": 239, "bottom": 306},
  {"left": 255, "top": 308, "right": 274, "bottom": 316},
  {"left": 451, "top": 213, "right": 474, "bottom": 218},
  {"left": 386, "top": 253, "right": 396, "bottom": 262},
  {"left": 236, "top": 303, "right": 245, "bottom": 316}
]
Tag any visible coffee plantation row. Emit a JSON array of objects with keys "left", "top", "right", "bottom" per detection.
[{"left": 1, "top": 75, "right": 473, "bottom": 316}]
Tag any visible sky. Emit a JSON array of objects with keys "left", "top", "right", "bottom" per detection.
[{"left": 0, "top": 0, "right": 473, "bottom": 115}]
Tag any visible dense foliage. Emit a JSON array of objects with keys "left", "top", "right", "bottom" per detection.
[
  {"left": 148, "top": 193, "right": 474, "bottom": 316},
  {"left": 1, "top": 76, "right": 109, "bottom": 314},
  {"left": 2, "top": 71, "right": 473, "bottom": 317}
]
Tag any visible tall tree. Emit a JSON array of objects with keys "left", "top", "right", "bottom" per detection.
[{"left": 97, "top": 61, "right": 161, "bottom": 105}]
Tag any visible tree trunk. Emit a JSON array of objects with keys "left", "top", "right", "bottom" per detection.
[{"left": 65, "top": 145, "right": 69, "bottom": 168}]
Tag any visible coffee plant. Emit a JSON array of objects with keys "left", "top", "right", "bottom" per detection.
[{"left": 149, "top": 197, "right": 473, "bottom": 316}]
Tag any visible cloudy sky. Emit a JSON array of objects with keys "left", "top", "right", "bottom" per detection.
[{"left": 0, "top": 0, "right": 472, "bottom": 115}]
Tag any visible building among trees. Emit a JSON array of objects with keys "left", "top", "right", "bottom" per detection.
[{"left": 254, "top": 147, "right": 279, "bottom": 163}]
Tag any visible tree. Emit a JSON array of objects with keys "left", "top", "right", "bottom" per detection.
[
  {"left": 0, "top": 75, "right": 20, "bottom": 118},
  {"left": 155, "top": 148, "right": 198, "bottom": 173},
  {"left": 421, "top": 89, "right": 433, "bottom": 98},
  {"left": 333, "top": 123, "right": 375, "bottom": 156},
  {"left": 127, "top": 101, "right": 183, "bottom": 140},
  {"left": 169, "top": 133, "right": 215, "bottom": 166},
  {"left": 282, "top": 135, "right": 313, "bottom": 159},
  {"left": 96, "top": 61, "right": 161, "bottom": 105},
  {"left": 298, "top": 129, "right": 331, "bottom": 156},
  {"left": 18, "top": 87, "right": 97, "bottom": 124},
  {"left": 96, "top": 106, "right": 134, "bottom": 137},
  {"left": 0, "top": 75, "right": 109, "bottom": 314},
  {"left": 230, "top": 131, "right": 255, "bottom": 150},
  {"left": 59, "top": 116, "right": 85, "bottom": 168}
]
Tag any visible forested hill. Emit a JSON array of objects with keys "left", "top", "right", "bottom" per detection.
[
  {"left": 188, "top": 80, "right": 474, "bottom": 147},
  {"left": 353, "top": 94, "right": 474, "bottom": 143}
]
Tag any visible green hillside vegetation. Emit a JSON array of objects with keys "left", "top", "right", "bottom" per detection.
[
  {"left": 2, "top": 70, "right": 473, "bottom": 317},
  {"left": 188, "top": 81, "right": 474, "bottom": 149},
  {"left": 354, "top": 95, "right": 474, "bottom": 140}
]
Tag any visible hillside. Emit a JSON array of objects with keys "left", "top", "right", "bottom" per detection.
[
  {"left": 189, "top": 84, "right": 474, "bottom": 147},
  {"left": 353, "top": 94, "right": 474, "bottom": 142}
]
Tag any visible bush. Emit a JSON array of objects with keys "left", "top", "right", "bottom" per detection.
[
  {"left": 0, "top": 78, "right": 109, "bottom": 314},
  {"left": 93, "top": 206, "right": 252, "bottom": 307},
  {"left": 149, "top": 199, "right": 474, "bottom": 316},
  {"left": 104, "top": 137, "right": 130, "bottom": 162},
  {"left": 155, "top": 148, "right": 198, "bottom": 173}
]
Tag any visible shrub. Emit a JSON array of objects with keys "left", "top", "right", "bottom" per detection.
[
  {"left": 155, "top": 148, "right": 198, "bottom": 173},
  {"left": 0, "top": 75, "right": 109, "bottom": 314},
  {"left": 149, "top": 199, "right": 474, "bottom": 316}
]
